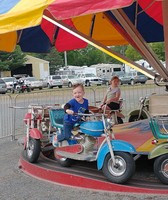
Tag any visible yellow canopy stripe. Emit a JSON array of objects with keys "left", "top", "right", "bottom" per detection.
[{"left": 0, "top": 0, "right": 55, "bottom": 34}]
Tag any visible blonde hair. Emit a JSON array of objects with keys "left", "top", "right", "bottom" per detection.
[{"left": 72, "top": 83, "right": 84, "bottom": 91}]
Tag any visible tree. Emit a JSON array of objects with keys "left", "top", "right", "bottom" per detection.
[
  {"left": 66, "top": 45, "right": 124, "bottom": 66},
  {"left": 150, "top": 42, "right": 165, "bottom": 61},
  {"left": 125, "top": 43, "right": 165, "bottom": 62},
  {"left": 0, "top": 46, "right": 27, "bottom": 71},
  {"left": 125, "top": 45, "right": 142, "bottom": 61}
]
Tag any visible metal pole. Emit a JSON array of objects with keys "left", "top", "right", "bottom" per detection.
[
  {"left": 162, "top": 0, "right": 168, "bottom": 71},
  {"left": 64, "top": 51, "right": 67, "bottom": 67}
]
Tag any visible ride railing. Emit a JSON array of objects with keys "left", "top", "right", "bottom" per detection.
[
  {"left": 0, "top": 82, "right": 167, "bottom": 140},
  {"left": 0, "top": 94, "right": 14, "bottom": 139}
]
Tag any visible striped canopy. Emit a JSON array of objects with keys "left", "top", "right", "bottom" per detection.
[{"left": 0, "top": 0, "right": 163, "bottom": 53}]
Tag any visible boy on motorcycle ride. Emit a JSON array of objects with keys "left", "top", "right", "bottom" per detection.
[{"left": 53, "top": 83, "right": 89, "bottom": 146}]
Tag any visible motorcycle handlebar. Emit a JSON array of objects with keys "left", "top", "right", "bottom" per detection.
[
  {"left": 73, "top": 112, "right": 102, "bottom": 117},
  {"left": 154, "top": 74, "right": 168, "bottom": 92}
]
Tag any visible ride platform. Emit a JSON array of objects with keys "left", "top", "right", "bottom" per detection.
[{"left": 19, "top": 119, "right": 168, "bottom": 194}]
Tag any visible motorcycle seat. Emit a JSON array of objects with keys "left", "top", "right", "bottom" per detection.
[
  {"left": 149, "top": 117, "right": 168, "bottom": 139},
  {"left": 49, "top": 108, "right": 64, "bottom": 129}
]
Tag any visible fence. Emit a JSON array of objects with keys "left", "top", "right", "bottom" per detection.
[{"left": 0, "top": 83, "right": 166, "bottom": 140}]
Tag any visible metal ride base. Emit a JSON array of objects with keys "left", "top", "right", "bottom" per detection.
[{"left": 19, "top": 149, "right": 168, "bottom": 195}]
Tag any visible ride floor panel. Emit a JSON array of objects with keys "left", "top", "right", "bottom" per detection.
[
  {"left": 19, "top": 150, "right": 168, "bottom": 194},
  {"left": 112, "top": 119, "right": 160, "bottom": 153}
]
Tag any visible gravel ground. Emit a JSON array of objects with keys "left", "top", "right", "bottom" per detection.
[{"left": 0, "top": 137, "right": 167, "bottom": 200}]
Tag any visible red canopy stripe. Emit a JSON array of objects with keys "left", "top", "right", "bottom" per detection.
[
  {"left": 138, "top": 0, "right": 163, "bottom": 25},
  {"left": 46, "top": 0, "right": 134, "bottom": 20}
]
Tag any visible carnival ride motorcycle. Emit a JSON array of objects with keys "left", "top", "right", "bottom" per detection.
[
  {"left": 128, "top": 96, "right": 150, "bottom": 122},
  {"left": 97, "top": 98, "right": 125, "bottom": 124},
  {"left": 50, "top": 107, "right": 136, "bottom": 184},
  {"left": 22, "top": 102, "right": 136, "bottom": 184},
  {"left": 108, "top": 98, "right": 125, "bottom": 124},
  {"left": 148, "top": 116, "right": 168, "bottom": 184},
  {"left": 23, "top": 105, "right": 54, "bottom": 163},
  {"left": 147, "top": 77, "right": 168, "bottom": 184}
]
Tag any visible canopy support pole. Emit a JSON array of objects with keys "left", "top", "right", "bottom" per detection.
[
  {"left": 162, "top": 0, "right": 168, "bottom": 71},
  {"left": 43, "top": 15, "right": 155, "bottom": 80},
  {"left": 111, "top": 9, "right": 168, "bottom": 80}
]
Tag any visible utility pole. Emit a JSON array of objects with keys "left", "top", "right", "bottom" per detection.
[{"left": 64, "top": 51, "right": 67, "bottom": 67}]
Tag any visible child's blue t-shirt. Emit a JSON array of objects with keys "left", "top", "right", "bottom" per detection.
[{"left": 64, "top": 98, "right": 89, "bottom": 124}]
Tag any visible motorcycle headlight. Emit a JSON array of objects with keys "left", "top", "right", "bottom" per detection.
[{"left": 105, "top": 118, "right": 113, "bottom": 129}]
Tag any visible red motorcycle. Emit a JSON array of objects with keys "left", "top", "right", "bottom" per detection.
[{"left": 12, "top": 79, "right": 31, "bottom": 93}]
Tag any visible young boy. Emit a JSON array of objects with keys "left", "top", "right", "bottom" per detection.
[{"left": 53, "top": 83, "right": 89, "bottom": 145}]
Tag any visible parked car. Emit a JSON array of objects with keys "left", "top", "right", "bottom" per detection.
[
  {"left": 61, "top": 75, "right": 84, "bottom": 87},
  {"left": 133, "top": 72, "right": 148, "bottom": 84},
  {"left": 1, "top": 77, "right": 17, "bottom": 92},
  {"left": 44, "top": 75, "right": 63, "bottom": 89},
  {"left": 115, "top": 71, "right": 148, "bottom": 85},
  {"left": 0, "top": 78, "right": 7, "bottom": 94},
  {"left": 101, "top": 76, "right": 111, "bottom": 85},
  {"left": 119, "top": 73, "right": 135, "bottom": 85},
  {"left": 76, "top": 73, "right": 102, "bottom": 86},
  {"left": 21, "top": 77, "right": 43, "bottom": 90}
]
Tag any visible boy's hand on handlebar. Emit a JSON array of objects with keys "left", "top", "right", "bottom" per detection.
[{"left": 66, "top": 109, "right": 74, "bottom": 115}]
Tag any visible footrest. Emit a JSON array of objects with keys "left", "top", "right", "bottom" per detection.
[{"left": 55, "top": 150, "right": 96, "bottom": 161}]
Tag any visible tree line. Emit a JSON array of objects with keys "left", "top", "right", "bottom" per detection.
[{"left": 0, "top": 42, "right": 165, "bottom": 74}]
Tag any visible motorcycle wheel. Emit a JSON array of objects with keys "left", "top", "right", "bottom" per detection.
[
  {"left": 128, "top": 114, "right": 145, "bottom": 122},
  {"left": 154, "top": 154, "right": 168, "bottom": 184},
  {"left": 27, "top": 88, "right": 31, "bottom": 92},
  {"left": 26, "top": 137, "right": 41, "bottom": 163},
  {"left": 102, "top": 151, "right": 135, "bottom": 184},
  {"left": 11, "top": 89, "right": 15, "bottom": 94},
  {"left": 57, "top": 157, "right": 73, "bottom": 167},
  {"left": 117, "top": 117, "right": 123, "bottom": 124}
]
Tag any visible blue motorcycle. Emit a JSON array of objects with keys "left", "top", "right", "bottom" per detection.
[{"left": 49, "top": 108, "right": 136, "bottom": 184}]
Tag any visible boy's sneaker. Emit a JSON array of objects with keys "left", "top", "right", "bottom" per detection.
[{"left": 52, "top": 134, "right": 59, "bottom": 147}]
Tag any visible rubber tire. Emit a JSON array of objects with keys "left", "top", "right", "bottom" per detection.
[
  {"left": 26, "top": 137, "right": 41, "bottom": 163},
  {"left": 27, "top": 88, "right": 31, "bottom": 92},
  {"left": 68, "top": 82, "right": 72, "bottom": 87},
  {"left": 57, "top": 157, "right": 73, "bottom": 167},
  {"left": 117, "top": 117, "right": 123, "bottom": 124},
  {"left": 128, "top": 115, "right": 145, "bottom": 122},
  {"left": 85, "top": 80, "right": 90, "bottom": 87},
  {"left": 47, "top": 84, "right": 52, "bottom": 89},
  {"left": 58, "top": 85, "right": 62, "bottom": 88},
  {"left": 130, "top": 80, "right": 134, "bottom": 85},
  {"left": 154, "top": 154, "right": 168, "bottom": 184},
  {"left": 102, "top": 152, "right": 135, "bottom": 184}
]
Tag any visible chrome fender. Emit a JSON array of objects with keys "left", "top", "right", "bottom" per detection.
[
  {"left": 148, "top": 142, "right": 168, "bottom": 159},
  {"left": 97, "top": 140, "right": 136, "bottom": 170},
  {"left": 23, "top": 129, "right": 42, "bottom": 150},
  {"left": 29, "top": 128, "right": 43, "bottom": 139}
]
